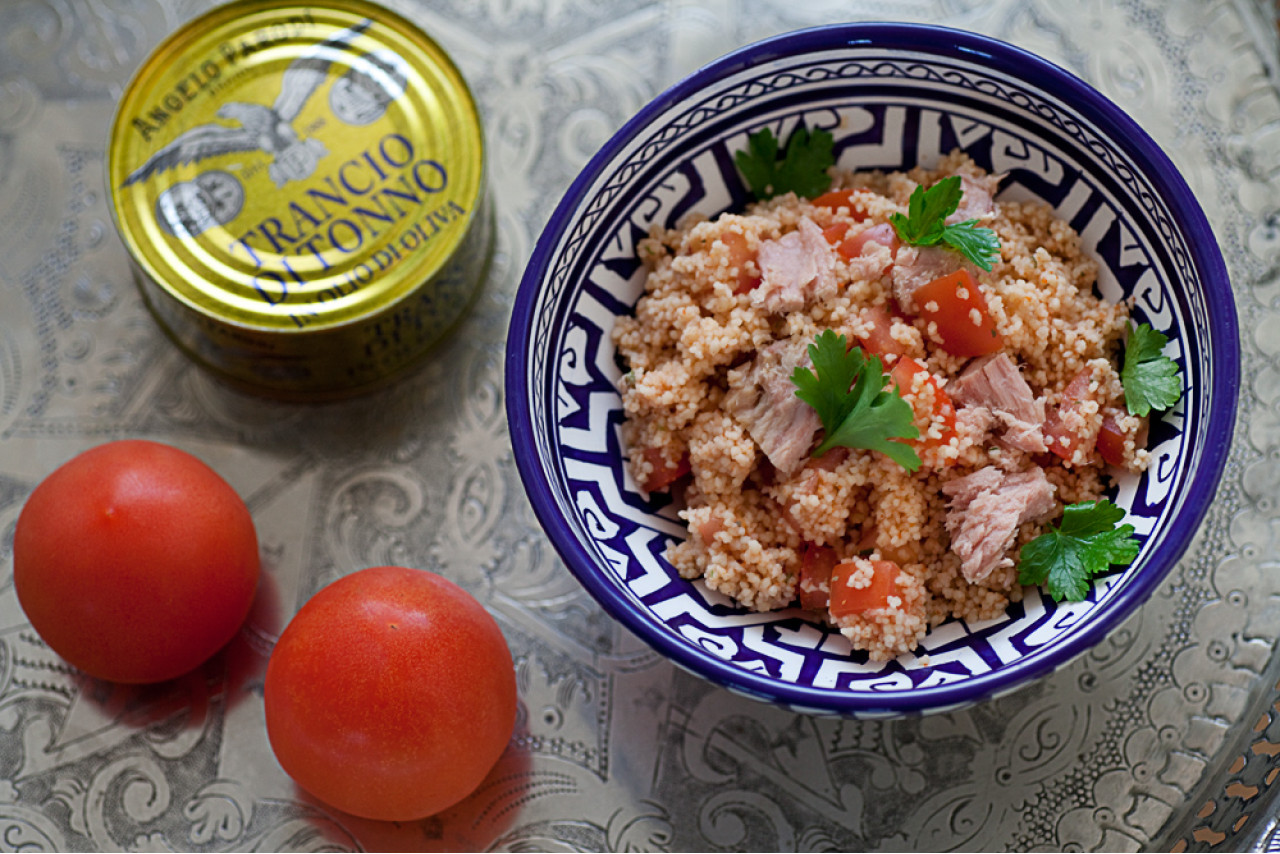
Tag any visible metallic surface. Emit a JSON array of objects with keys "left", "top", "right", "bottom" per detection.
[
  {"left": 107, "top": 0, "right": 489, "bottom": 397},
  {"left": 0, "top": 0, "right": 1277, "bottom": 850}
]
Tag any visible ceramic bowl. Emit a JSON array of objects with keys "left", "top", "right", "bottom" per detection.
[{"left": 505, "top": 23, "right": 1239, "bottom": 716}]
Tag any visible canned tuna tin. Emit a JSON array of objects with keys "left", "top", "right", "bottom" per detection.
[{"left": 108, "top": 0, "right": 492, "bottom": 399}]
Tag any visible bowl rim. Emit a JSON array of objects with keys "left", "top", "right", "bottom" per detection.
[{"left": 505, "top": 22, "right": 1241, "bottom": 715}]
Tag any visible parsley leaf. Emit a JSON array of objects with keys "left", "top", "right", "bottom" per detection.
[
  {"left": 1017, "top": 499, "right": 1140, "bottom": 602},
  {"left": 1121, "top": 322, "right": 1182, "bottom": 417},
  {"left": 734, "top": 126, "right": 835, "bottom": 201},
  {"left": 891, "top": 175, "right": 962, "bottom": 245},
  {"left": 889, "top": 175, "right": 1001, "bottom": 271},
  {"left": 935, "top": 221, "right": 1002, "bottom": 271},
  {"left": 789, "top": 329, "right": 922, "bottom": 472}
]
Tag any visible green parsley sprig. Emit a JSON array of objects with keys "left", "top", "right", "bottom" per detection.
[
  {"left": 1017, "top": 499, "right": 1140, "bottom": 602},
  {"left": 789, "top": 329, "right": 921, "bottom": 472},
  {"left": 734, "top": 126, "right": 835, "bottom": 201},
  {"left": 1121, "top": 322, "right": 1182, "bottom": 417},
  {"left": 889, "top": 175, "right": 1001, "bottom": 271}
]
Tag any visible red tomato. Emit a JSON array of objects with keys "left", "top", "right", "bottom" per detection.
[
  {"left": 638, "top": 446, "right": 690, "bottom": 493},
  {"left": 1096, "top": 412, "right": 1129, "bottom": 467},
  {"left": 264, "top": 566, "right": 517, "bottom": 821},
  {"left": 855, "top": 304, "right": 908, "bottom": 357},
  {"left": 913, "top": 269, "right": 1004, "bottom": 356},
  {"left": 812, "top": 188, "right": 872, "bottom": 219},
  {"left": 798, "top": 544, "right": 838, "bottom": 611},
  {"left": 836, "top": 222, "right": 899, "bottom": 264},
  {"left": 821, "top": 221, "right": 899, "bottom": 267},
  {"left": 12, "top": 440, "right": 260, "bottom": 684},
  {"left": 717, "top": 231, "right": 760, "bottom": 294},
  {"left": 829, "top": 559, "right": 900, "bottom": 618},
  {"left": 890, "top": 357, "right": 957, "bottom": 452},
  {"left": 822, "top": 221, "right": 850, "bottom": 246}
]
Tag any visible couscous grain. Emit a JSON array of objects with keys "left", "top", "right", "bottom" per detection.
[{"left": 613, "top": 152, "right": 1149, "bottom": 661}]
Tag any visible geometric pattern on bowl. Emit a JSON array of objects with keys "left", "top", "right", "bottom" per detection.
[{"left": 507, "top": 23, "right": 1239, "bottom": 716}]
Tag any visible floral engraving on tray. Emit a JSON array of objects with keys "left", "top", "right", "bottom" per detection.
[{"left": 0, "top": 0, "right": 1274, "bottom": 851}]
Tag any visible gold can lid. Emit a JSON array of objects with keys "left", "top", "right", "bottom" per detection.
[{"left": 107, "top": 0, "right": 485, "bottom": 334}]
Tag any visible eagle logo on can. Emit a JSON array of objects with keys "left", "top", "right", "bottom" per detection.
[{"left": 122, "top": 18, "right": 403, "bottom": 191}]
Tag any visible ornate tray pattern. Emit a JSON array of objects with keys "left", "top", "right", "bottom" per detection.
[{"left": 0, "top": 0, "right": 1276, "bottom": 850}]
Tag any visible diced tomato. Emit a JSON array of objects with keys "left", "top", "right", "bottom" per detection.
[
  {"left": 1042, "top": 370, "right": 1096, "bottom": 462},
  {"left": 913, "top": 269, "right": 1003, "bottom": 357},
  {"left": 823, "top": 220, "right": 897, "bottom": 269},
  {"left": 829, "top": 559, "right": 900, "bottom": 618},
  {"left": 812, "top": 189, "right": 872, "bottom": 220},
  {"left": 836, "top": 222, "right": 899, "bottom": 264},
  {"left": 1096, "top": 410, "right": 1141, "bottom": 468},
  {"left": 890, "top": 357, "right": 957, "bottom": 451},
  {"left": 639, "top": 447, "right": 690, "bottom": 493},
  {"left": 717, "top": 231, "right": 760, "bottom": 294},
  {"left": 798, "top": 544, "right": 839, "bottom": 611},
  {"left": 1096, "top": 417, "right": 1126, "bottom": 467},
  {"left": 855, "top": 304, "right": 908, "bottom": 357},
  {"left": 822, "top": 222, "right": 850, "bottom": 246}
]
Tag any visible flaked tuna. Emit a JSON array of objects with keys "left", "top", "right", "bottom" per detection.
[
  {"left": 752, "top": 217, "right": 837, "bottom": 314},
  {"left": 942, "top": 465, "right": 1057, "bottom": 582},
  {"left": 723, "top": 339, "right": 820, "bottom": 476},
  {"left": 949, "top": 353, "right": 1047, "bottom": 453},
  {"left": 947, "top": 172, "right": 1001, "bottom": 225},
  {"left": 891, "top": 244, "right": 966, "bottom": 312}
]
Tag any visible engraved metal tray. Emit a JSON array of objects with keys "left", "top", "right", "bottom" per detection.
[{"left": 0, "top": 0, "right": 1277, "bottom": 850}]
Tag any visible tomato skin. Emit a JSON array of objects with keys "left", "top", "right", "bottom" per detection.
[
  {"left": 717, "top": 231, "right": 761, "bottom": 294},
  {"left": 829, "top": 559, "right": 900, "bottom": 618},
  {"left": 890, "top": 357, "right": 957, "bottom": 451},
  {"left": 264, "top": 566, "right": 517, "bottom": 821},
  {"left": 1096, "top": 413, "right": 1129, "bottom": 467},
  {"left": 914, "top": 269, "right": 1004, "bottom": 356},
  {"left": 855, "top": 305, "right": 908, "bottom": 357},
  {"left": 812, "top": 188, "right": 872, "bottom": 219},
  {"left": 798, "top": 544, "right": 838, "bottom": 611},
  {"left": 12, "top": 440, "right": 259, "bottom": 684},
  {"left": 837, "top": 222, "right": 899, "bottom": 264},
  {"left": 638, "top": 446, "right": 690, "bottom": 493}
]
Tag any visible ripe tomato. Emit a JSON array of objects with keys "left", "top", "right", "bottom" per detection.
[
  {"left": 890, "top": 356, "right": 958, "bottom": 452},
  {"left": 914, "top": 269, "right": 1004, "bottom": 356},
  {"left": 13, "top": 439, "right": 260, "bottom": 684},
  {"left": 638, "top": 446, "right": 691, "bottom": 493},
  {"left": 797, "top": 543, "right": 838, "bottom": 611},
  {"left": 829, "top": 559, "right": 901, "bottom": 618},
  {"left": 263, "top": 566, "right": 517, "bottom": 821}
]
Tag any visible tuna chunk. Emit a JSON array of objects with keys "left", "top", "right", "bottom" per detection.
[
  {"left": 947, "top": 172, "right": 1002, "bottom": 225},
  {"left": 723, "top": 339, "right": 820, "bottom": 476},
  {"left": 753, "top": 217, "right": 837, "bottom": 314},
  {"left": 942, "top": 466, "right": 1057, "bottom": 583},
  {"left": 891, "top": 244, "right": 965, "bottom": 312},
  {"left": 949, "top": 353, "right": 1047, "bottom": 453},
  {"left": 955, "top": 403, "right": 996, "bottom": 446}
]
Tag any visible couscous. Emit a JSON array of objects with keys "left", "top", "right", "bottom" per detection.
[{"left": 612, "top": 149, "right": 1161, "bottom": 661}]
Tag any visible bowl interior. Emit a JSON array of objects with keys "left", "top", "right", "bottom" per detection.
[{"left": 507, "top": 24, "right": 1238, "bottom": 716}]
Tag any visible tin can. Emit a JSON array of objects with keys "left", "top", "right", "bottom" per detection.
[{"left": 107, "top": 0, "right": 492, "bottom": 399}]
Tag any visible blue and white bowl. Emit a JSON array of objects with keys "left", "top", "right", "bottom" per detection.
[{"left": 506, "top": 24, "right": 1239, "bottom": 717}]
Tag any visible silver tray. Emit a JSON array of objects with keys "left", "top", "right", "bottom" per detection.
[{"left": 0, "top": 0, "right": 1276, "bottom": 850}]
